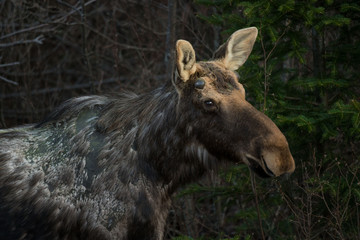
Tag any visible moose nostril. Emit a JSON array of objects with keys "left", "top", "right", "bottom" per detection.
[{"left": 261, "top": 156, "right": 275, "bottom": 177}]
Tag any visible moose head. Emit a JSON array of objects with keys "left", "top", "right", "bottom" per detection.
[{"left": 173, "top": 27, "right": 295, "bottom": 178}]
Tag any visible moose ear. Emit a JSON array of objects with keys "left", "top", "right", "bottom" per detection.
[
  {"left": 213, "top": 27, "right": 258, "bottom": 71},
  {"left": 175, "top": 40, "right": 196, "bottom": 82}
]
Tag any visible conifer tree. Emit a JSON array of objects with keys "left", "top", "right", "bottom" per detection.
[{"left": 174, "top": 0, "right": 360, "bottom": 239}]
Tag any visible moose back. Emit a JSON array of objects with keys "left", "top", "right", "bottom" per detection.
[{"left": 0, "top": 27, "right": 295, "bottom": 240}]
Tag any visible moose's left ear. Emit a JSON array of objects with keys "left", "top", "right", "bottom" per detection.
[
  {"left": 214, "top": 27, "right": 258, "bottom": 71},
  {"left": 175, "top": 40, "right": 197, "bottom": 82}
]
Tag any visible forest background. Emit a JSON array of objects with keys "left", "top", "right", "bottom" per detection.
[{"left": 0, "top": 0, "right": 359, "bottom": 239}]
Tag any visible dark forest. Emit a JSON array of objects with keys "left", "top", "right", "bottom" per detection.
[{"left": 1, "top": 0, "right": 359, "bottom": 239}]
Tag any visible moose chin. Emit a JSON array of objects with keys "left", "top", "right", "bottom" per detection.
[{"left": 0, "top": 27, "right": 295, "bottom": 240}]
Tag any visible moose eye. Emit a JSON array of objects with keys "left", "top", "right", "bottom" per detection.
[
  {"left": 194, "top": 79, "right": 205, "bottom": 89},
  {"left": 201, "top": 99, "right": 218, "bottom": 112},
  {"left": 203, "top": 99, "right": 218, "bottom": 112},
  {"left": 204, "top": 100, "right": 214, "bottom": 106}
]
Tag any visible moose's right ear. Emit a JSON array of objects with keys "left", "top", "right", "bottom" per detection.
[
  {"left": 175, "top": 40, "right": 196, "bottom": 82},
  {"left": 213, "top": 27, "right": 258, "bottom": 71}
]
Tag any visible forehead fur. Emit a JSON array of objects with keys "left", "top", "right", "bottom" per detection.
[{"left": 195, "top": 61, "right": 240, "bottom": 93}]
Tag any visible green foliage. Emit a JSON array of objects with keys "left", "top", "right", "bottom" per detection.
[{"left": 178, "top": 0, "right": 360, "bottom": 239}]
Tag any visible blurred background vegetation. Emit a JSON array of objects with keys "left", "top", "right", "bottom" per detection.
[{"left": 1, "top": 0, "right": 359, "bottom": 239}]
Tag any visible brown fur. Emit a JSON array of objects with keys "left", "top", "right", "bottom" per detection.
[{"left": 0, "top": 27, "right": 294, "bottom": 240}]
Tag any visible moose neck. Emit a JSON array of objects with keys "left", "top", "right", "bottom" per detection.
[
  {"left": 98, "top": 83, "right": 210, "bottom": 195},
  {"left": 135, "top": 84, "right": 208, "bottom": 194}
]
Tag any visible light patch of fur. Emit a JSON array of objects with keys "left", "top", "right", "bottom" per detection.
[{"left": 185, "top": 141, "right": 217, "bottom": 170}]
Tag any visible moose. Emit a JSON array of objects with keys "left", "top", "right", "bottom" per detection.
[{"left": 0, "top": 27, "right": 295, "bottom": 240}]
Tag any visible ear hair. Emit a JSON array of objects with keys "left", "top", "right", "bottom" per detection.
[
  {"left": 213, "top": 27, "right": 258, "bottom": 71},
  {"left": 175, "top": 40, "right": 196, "bottom": 82}
]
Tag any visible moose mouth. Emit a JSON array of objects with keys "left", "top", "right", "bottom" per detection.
[{"left": 246, "top": 155, "right": 275, "bottom": 178}]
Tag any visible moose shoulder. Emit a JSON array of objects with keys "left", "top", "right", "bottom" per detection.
[{"left": 0, "top": 27, "right": 295, "bottom": 240}]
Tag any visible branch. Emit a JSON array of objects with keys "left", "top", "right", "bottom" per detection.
[
  {"left": 0, "top": 0, "right": 96, "bottom": 41},
  {"left": 50, "top": 0, "right": 96, "bottom": 23},
  {"left": 0, "top": 75, "right": 18, "bottom": 85},
  {"left": 259, "top": 23, "right": 289, "bottom": 111},
  {"left": 79, "top": 0, "right": 94, "bottom": 92},
  {"left": 0, "top": 75, "right": 167, "bottom": 99},
  {"left": 164, "top": 0, "right": 177, "bottom": 81},
  {"left": 82, "top": 22, "right": 158, "bottom": 51},
  {"left": 0, "top": 35, "right": 45, "bottom": 48},
  {"left": 0, "top": 62, "right": 20, "bottom": 68},
  {"left": 265, "top": 26, "right": 289, "bottom": 62},
  {"left": 0, "top": 24, "right": 48, "bottom": 40},
  {"left": 250, "top": 170, "right": 266, "bottom": 240}
]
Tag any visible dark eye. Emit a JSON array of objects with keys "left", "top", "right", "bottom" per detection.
[
  {"left": 204, "top": 100, "right": 214, "bottom": 106},
  {"left": 203, "top": 99, "right": 217, "bottom": 112},
  {"left": 194, "top": 79, "right": 205, "bottom": 89},
  {"left": 201, "top": 99, "right": 218, "bottom": 112}
]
